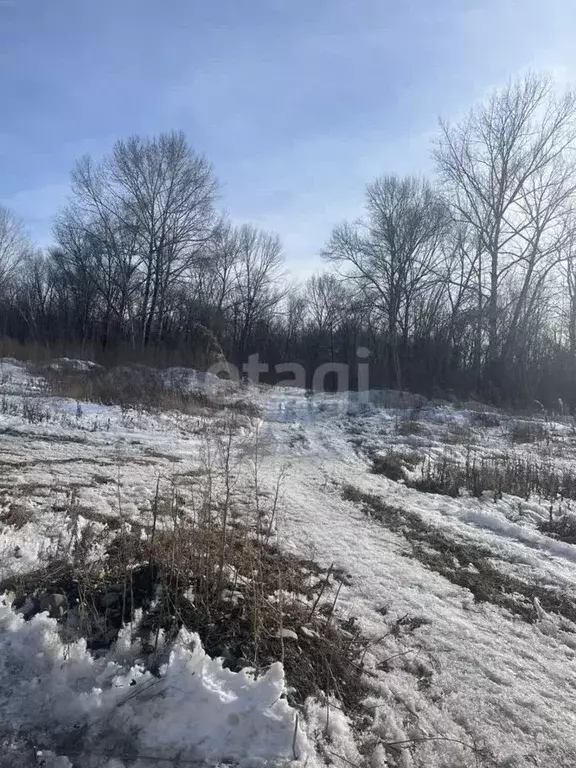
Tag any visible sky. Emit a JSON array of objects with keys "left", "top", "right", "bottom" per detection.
[{"left": 1, "top": 0, "right": 576, "bottom": 278}]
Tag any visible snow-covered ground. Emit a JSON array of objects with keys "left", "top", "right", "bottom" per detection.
[{"left": 2, "top": 359, "right": 576, "bottom": 767}]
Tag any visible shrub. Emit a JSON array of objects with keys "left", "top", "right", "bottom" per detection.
[{"left": 21, "top": 397, "right": 49, "bottom": 424}]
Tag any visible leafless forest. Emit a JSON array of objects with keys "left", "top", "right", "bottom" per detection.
[{"left": 2, "top": 74, "right": 576, "bottom": 406}]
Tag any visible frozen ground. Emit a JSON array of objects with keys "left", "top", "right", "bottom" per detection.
[{"left": 1, "top": 359, "right": 576, "bottom": 767}]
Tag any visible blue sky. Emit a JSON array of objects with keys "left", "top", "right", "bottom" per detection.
[{"left": 1, "top": 0, "right": 576, "bottom": 276}]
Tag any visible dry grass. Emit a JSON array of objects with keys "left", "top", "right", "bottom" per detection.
[
  {"left": 0, "top": 502, "right": 34, "bottom": 529},
  {"left": 371, "top": 451, "right": 421, "bottom": 481},
  {"left": 342, "top": 483, "right": 576, "bottom": 625},
  {"left": 395, "top": 419, "right": 424, "bottom": 437},
  {"left": 470, "top": 411, "right": 501, "bottom": 428},
  {"left": 32, "top": 362, "right": 260, "bottom": 417},
  {"left": 508, "top": 420, "right": 548, "bottom": 444},
  {"left": 440, "top": 422, "right": 474, "bottom": 445},
  {"left": 405, "top": 452, "right": 576, "bottom": 502},
  {"left": 1, "top": 394, "right": 51, "bottom": 424},
  {"left": 2, "top": 505, "right": 370, "bottom": 713},
  {"left": 1, "top": 427, "right": 373, "bottom": 717},
  {"left": 538, "top": 508, "right": 576, "bottom": 545}
]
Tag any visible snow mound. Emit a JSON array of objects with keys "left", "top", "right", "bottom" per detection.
[{"left": 0, "top": 596, "right": 314, "bottom": 768}]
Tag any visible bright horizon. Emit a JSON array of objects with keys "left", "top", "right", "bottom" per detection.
[{"left": 2, "top": 0, "right": 576, "bottom": 277}]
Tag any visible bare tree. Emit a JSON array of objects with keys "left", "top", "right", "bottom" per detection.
[
  {"left": 58, "top": 131, "right": 219, "bottom": 348},
  {"left": 197, "top": 220, "right": 243, "bottom": 316},
  {"left": 556, "top": 224, "right": 576, "bottom": 357},
  {"left": 323, "top": 175, "right": 449, "bottom": 388},
  {"left": 306, "top": 273, "right": 347, "bottom": 333},
  {"left": 0, "top": 205, "right": 28, "bottom": 295},
  {"left": 435, "top": 73, "right": 576, "bottom": 391},
  {"left": 305, "top": 273, "right": 350, "bottom": 362},
  {"left": 232, "top": 225, "right": 286, "bottom": 354},
  {"left": 282, "top": 289, "right": 307, "bottom": 358},
  {"left": 16, "top": 252, "right": 56, "bottom": 341}
]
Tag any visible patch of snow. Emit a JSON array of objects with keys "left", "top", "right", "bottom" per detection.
[
  {"left": 3, "top": 368, "right": 576, "bottom": 765},
  {"left": 0, "top": 596, "right": 316, "bottom": 767},
  {"left": 48, "top": 358, "right": 103, "bottom": 372},
  {"left": 164, "top": 366, "right": 238, "bottom": 395}
]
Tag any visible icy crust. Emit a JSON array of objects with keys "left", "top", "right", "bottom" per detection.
[{"left": 0, "top": 595, "right": 319, "bottom": 768}]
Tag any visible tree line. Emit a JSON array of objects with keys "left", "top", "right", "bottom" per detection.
[{"left": 2, "top": 73, "right": 576, "bottom": 408}]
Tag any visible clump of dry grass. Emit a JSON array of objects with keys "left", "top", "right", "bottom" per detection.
[
  {"left": 441, "top": 422, "right": 474, "bottom": 445},
  {"left": 32, "top": 362, "right": 260, "bottom": 417},
  {"left": 402, "top": 448, "right": 576, "bottom": 502},
  {"left": 2, "top": 508, "right": 369, "bottom": 712},
  {"left": 538, "top": 507, "right": 576, "bottom": 545},
  {"left": 1, "top": 395, "right": 50, "bottom": 424},
  {"left": 1, "top": 426, "right": 371, "bottom": 716},
  {"left": 508, "top": 420, "right": 548, "bottom": 444},
  {"left": 0, "top": 502, "right": 34, "bottom": 529},
  {"left": 342, "top": 483, "right": 576, "bottom": 625},
  {"left": 371, "top": 451, "right": 421, "bottom": 481},
  {"left": 395, "top": 419, "right": 423, "bottom": 437},
  {"left": 470, "top": 410, "right": 501, "bottom": 428}
]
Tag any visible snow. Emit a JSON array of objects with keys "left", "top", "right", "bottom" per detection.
[
  {"left": 0, "top": 596, "right": 314, "bottom": 768},
  {"left": 47, "top": 357, "right": 103, "bottom": 372},
  {"left": 164, "top": 366, "right": 237, "bottom": 395},
  {"left": 2, "top": 358, "right": 576, "bottom": 766},
  {"left": 256, "top": 386, "right": 576, "bottom": 766}
]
